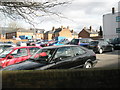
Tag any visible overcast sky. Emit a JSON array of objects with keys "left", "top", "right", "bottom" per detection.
[{"left": 0, "top": 0, "right": 120, "bottom": 32}]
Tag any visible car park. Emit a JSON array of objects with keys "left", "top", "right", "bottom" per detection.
[
  {"left": 0, "top": 46, "right": 42, "bottom": 68},
  {"left": 87, "top": 40, "right": 114, "bottom": 54},
  {"left": 0, "top": 45, "right": 97, "bottom": 70},
  {"left": 69, "top": 38, "right": 93, "bottom": 47}
]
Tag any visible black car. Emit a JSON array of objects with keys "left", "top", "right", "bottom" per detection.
[
  {"left": 88, "top": 40, "right": 114, "bottom": 54},
  {"left": 69, "top": 38, "right": 93, "bottom": 47},
  {"left": 1, "top": 45, "right": 97, "bottom": 71},
  {"left": 109, "top": 38, "right": 120, "bottom": 50}
]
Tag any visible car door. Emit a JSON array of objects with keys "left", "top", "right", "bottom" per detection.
[
  {"left": 48, "top": 47, "right": 74, "bottom": 69},
  {"left": 71, "top": 46, "right": 87, "bottom": 69}
]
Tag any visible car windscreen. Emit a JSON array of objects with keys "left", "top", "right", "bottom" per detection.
[{"left": 0, "top": 48, "right": 13, "bottom": 58}]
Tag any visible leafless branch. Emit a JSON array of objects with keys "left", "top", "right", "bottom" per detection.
[{"left": 0, "top": 0, "right": 72, "bottom": 26}]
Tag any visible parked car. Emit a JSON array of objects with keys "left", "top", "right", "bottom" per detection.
[
  {"left": 35, "top": 41, "right": 49, "bottom": 47},
  {"left": 16, "top": 41, "right": 27, "bottom": 46},
  {"left": 69, "top": 38, "right": 93, "bottom": 47},
  {"left": 0, "top": 46, "right": 42, "bottom": 68},
  {"left": 87, "top": 40, "right": 114, "bottom": 54},
  {"left": 0, "top": 45, "right": 97, "bottom": 70},
  {"left": 52, "top": 39, "right": 70, "bottom": 46},
  {"left": 0, "top": 44, "right": 16, "bottom": 53},
  {"left": 109, "top": 37, "right": 120, "bottom": 50}
]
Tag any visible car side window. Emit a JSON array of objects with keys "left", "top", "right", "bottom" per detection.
[
  {"left": 72, "top": 46, "right": 86, "bottom": 56},
  {"left": 11, "top": 48, "right": 28, "bottom": 57},
  {"left": 104, "top": 41, "right": 108, "bottom": 45},
  {"left": 29, "top": 47, "right": 40, "bottom": 55},
  {"left": 54, "top": 47, "right": 72, "bottom": 60}
]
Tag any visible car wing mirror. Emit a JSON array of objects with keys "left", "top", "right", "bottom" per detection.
[{"left": 7, "top": 55, "right": 14, "bottom": 59}]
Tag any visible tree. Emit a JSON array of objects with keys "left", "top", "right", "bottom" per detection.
[
  {"left": 0, "top": 0, "right": 71, "bottom": 26},
  {"left": 8, "top": 21, "right": 22, "bottom": 31},
  {"left": 99, "top": 26, "right": 103, "bottom": 36}
]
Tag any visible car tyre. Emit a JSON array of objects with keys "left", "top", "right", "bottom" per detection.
[
  {"left": 111, "top": 47, "right": 114, "bottom": 52},
  {"left": 84, "top": 62, "right": 92, "bottom": 68}
]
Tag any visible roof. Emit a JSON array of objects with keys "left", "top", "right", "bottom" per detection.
[
  {"left": 10, "top": 46, "right": 42, "bottom": 49},
  {"left": 45, "top": 30, "right": 54, "bottom": 34},
  {"left": 0, "top": 27, "right": 45, "bottom": 34},
  {"left": 54, "top": 28, "right": 62, "bottom": 33}
]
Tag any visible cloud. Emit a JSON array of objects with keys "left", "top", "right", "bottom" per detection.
[{"left": 0, "top": 0, "right": 120, "bottom": 32}]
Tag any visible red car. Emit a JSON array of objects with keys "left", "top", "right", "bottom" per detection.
[{"left": 0, "top": 46, "right": 42, "bottom": 68}]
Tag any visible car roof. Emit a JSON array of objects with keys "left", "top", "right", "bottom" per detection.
[
  {"left": 42, "top": 45, "right": 78, "bottom": 49},
  {"left": 10, "top": 46, "right": 42, "bottom": 49}
]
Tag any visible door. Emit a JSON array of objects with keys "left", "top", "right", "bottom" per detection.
[
  {"left": 71, "top": 46, "right": 87, "bottom": 68},
  {"left": 48, "top": 47, "right": 74, "bottom": 69}
]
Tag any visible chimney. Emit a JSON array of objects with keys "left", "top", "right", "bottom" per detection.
[
  {"left": 112, "top": 7, "right": 115, "bottom": 14},
  {"left": 90, "top": 26, "right": 92, "bottom": 31},
  {"left": 83, "top": 27, "right": 86, "bottom": 30},
  {"left": 61, "top": 26, "right": 64, "bottom": 29},
  {"left": 71, "top": 30, "right": 74, "bottom": 33},
  {"left": 67, "top": 26, "right": 69, "bottom": 29},
  {"left": 52, "top": 26, "right": 55, "bottom": 31}
]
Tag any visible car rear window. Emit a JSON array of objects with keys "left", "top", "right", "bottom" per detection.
[
  {"left": 70, "top": 39, "right": 79, "bottom": 44},
  {"left": 89, "top": 41, "right": 99, "bottom": 45}
]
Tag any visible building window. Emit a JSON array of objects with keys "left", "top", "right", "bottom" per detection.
[
  {"left": 116, "top": 16, "right": 120, "bottom": 22},
  {"left": 116, "top": 28, "right": 120, "bottom": 33}
]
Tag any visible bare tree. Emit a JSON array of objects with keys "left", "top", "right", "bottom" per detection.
[{"left": 0, "top": 0, "right": 71, "bottom": 26}]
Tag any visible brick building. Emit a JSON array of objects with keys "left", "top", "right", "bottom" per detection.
[{"left": 78, "top": 26, "right": 99, "bottom": 39}]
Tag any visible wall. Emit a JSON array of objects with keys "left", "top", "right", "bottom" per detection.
[
  {"left": 2, "top": 68, "right": 119, "bottom": 88},
  {"left": 103, "top": 13, "right": 119, "bottom": 39},
  {"left": 59, "top": 28, "right": 72, "bottom": 38},
  {"left": 6, "top": 32, "right": 17, "bottom": 39},
  {"left": 17, "top": 32, "right": 33, "bottom": 38}
]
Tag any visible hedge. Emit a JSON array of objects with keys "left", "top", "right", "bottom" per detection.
[{"left": 1, "top": 68, "right": 119, "bottom": 88}]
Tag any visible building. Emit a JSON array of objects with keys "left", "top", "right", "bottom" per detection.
[
  {"left": 78, "top": 26, "right": 99, "bottom": 39},
  {"left": 103, "top": 7, "right": 120, "bottom": 39},
  {"left": 0, "top": 27, "right": 45, "bottom": 39},
  {"left": 44, "top": 26, "right": 78, "bottom": 40},
  {"left": 44, "top": 30, "right": 54, "bottom": 40}
]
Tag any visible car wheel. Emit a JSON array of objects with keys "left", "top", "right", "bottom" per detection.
[
  {"left": 84, "top": 62, "right": 92, "bottom": 68},
  {"left": 111, "top": 47, "right": 114, "bottom": 52},
  {"left": 98, "top": 48, "right": 103, "bottom": 54}
]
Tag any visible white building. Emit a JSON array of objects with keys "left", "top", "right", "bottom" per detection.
[{"left": 103, "top": 7, "right": 120, "bottom": 39}]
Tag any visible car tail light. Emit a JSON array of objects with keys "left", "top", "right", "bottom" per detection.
[{"left": 78, "top": 42, "right": 80, "bottom": 45}]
